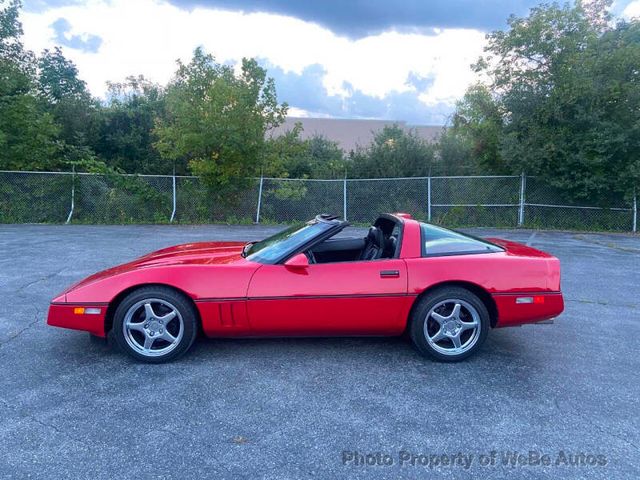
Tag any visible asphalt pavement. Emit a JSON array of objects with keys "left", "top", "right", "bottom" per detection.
[{"left": 0, "top": 224, "right": 638, "bottom": 479}]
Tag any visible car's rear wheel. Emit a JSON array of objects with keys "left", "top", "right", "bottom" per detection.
[
  {"left": 113, "top": 286, "right": 198, "bottom": 363},
  {"left": 410, "top": 287, "right": 489, "bottom": 362}
]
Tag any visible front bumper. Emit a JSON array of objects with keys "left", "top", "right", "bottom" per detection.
[{"left": 47, "top": 303, "right": 108, "bottom": 337}]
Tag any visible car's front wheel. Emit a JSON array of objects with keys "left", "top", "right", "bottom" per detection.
[
  {"left": 410, "top": 287, "right": 489, "bottom": 362},
  {"left": 113, "top": 286, "right": 198, "bottom": 363}
]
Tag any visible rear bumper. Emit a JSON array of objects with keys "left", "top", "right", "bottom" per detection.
[
  {"left": 47, "top": 303, "right": 107, "bottom": 337},
  {"left": 493, "top": 292, "right": 564, "bottom": 327}
]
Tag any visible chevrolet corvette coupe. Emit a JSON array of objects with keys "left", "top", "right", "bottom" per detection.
[{"left": 47, "top": 214, "right": 564, "bottom": 363}]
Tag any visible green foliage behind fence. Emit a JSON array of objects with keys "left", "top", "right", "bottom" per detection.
[
  {"left": 0, "top": 172, "right": 72, "bottom": 223},
  {"left": 0, "top": 171, "right": 635, "bottom": 232}
]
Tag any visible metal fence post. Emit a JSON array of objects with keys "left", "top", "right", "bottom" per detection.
[
  {"left": 255, "top": 175, "right": 264, "bottom": 223},
  {"left": 427, "top": 176, "right": 432, "bottom": 222},
  {"left": 343, "top": 177, "right": 348, "bottom": 221},
  {"left": 633, "top": 188, "right": 637, "bottom": 233},
  {"left": 518, "top": 172, "right": 526, "bottom": 227},
  {"left": 170, "top": 168, "right": 177, "bottom": 223},
  {"left": 65, "top": 166, "right": 75, "bottom": 224}
]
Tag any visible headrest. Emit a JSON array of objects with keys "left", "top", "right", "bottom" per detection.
[{"left": 367, "top": 226, "right": 384, "bottom": 246}]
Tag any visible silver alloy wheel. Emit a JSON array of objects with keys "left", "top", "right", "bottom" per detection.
[
  {"left": 423, "top": 298, "right": 481, "bottom": 356},
  {"left": 123, "top": 298, "right": 184, "bottom": 357}
]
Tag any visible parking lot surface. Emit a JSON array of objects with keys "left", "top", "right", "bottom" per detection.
[{"left": 0, "top": 224, "right": 638, "bottom": 479}]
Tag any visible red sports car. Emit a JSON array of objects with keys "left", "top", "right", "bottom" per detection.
[{"left": 47, "top": 214, "right": 564, "bottom": 363}]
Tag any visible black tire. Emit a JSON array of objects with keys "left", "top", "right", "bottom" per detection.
[
  {"left": 112, "top": 286, "right": 198, "bottom": 363},
  {"left": 409, "top": 287, "right": 489, "bottom": 362}
]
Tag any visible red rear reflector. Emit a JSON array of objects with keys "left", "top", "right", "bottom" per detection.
[{"left": 533, "top": 296, "right": 545, "bottom": 304}]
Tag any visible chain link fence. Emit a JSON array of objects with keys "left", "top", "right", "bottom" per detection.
[
  {"left": 259, "top": 178, "right": 344, "bottom": 224},
  {"left": 174, "top": 176, "right": 260, "bottom": 223},
  {"left": 73, "top": 173, "right": 174, "bottom": 223},
  {"left": 0, "top": 170, "right": 636, "bottom": 232},
  {"left": 0, "top": 171, "right": 73, "bottom": 223},
  {"left": 430, "top": 175, "right": 522, "bottom": 228}
]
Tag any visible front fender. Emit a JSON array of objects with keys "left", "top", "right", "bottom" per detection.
[{"left": 64, "top": 263, "right": 259, "bottom": 303}]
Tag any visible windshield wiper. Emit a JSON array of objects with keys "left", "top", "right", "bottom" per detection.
[{"left": 241, "top": 241, "right": 256, "bottom": 258}]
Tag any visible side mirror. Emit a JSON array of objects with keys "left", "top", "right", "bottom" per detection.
[{"left": 284, "top": 253, "right": 309, "bottom": 269}]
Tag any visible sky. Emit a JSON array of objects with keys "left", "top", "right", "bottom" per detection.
[{"left": 19, "top": 0, "right": 640, "bottom": 125}]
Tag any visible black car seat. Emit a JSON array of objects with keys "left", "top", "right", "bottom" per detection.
[
  {"left": 384, "top": 235, "right": 398, "bottom": 258},
  {"left": 360, "top": 226, "right": 385, "bottom": 260}
]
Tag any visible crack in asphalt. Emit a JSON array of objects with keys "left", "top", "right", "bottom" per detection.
[
  {"left": 565, "top": 298, "right": 638, "bottom": 309},
  {"left": 15, "top": 268, "right": 66, "bottom": 294},
  {"left": 0, "top": 398, "right": 91, "bottom": 447},
  {"left": 0, "top": 308, "right": 42, "bottom": 349}
]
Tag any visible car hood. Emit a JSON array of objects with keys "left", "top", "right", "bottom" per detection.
[
  {"left": 140, "top": 241, "right": 246, "bottom": 264},
  {"left": 61, "top": 241, "right": 247, "bottom": 295}
]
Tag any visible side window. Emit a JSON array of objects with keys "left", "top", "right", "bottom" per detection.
[{"left": 420, "top": 223, "right": 503, "bottom": 257}]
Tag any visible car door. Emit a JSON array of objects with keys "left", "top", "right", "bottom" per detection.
[{"left": 246, "top": 258, "right": 410, "bottom": 335}]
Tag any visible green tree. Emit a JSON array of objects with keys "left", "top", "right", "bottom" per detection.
[
  {"left": 155, "top": 48, "right": 287, "bottom": 197},
  {"left": 463, "top": 0, "right": 640, "bottom": 203},
  {"left": 262, "top": 122, "right": 310, "bottom": 178},
  {"left": 38, "top": 47, "right": 89, "bottom": 103},
  {"left": 0, "top": 0, "right": 61, "bottom": 170},
  {"left": 263, "top": 123, "right": 347, "bottom": 178},
  {"left": 435, "top": 128, "right": 473, "bottom": 175},
  {"left": 0, "top": 0, "right": 33, "bottom": 80},
  {"left": 348, "top": 125, "right": 436, "bottom": 178},
  {"left": 37, "top": 46, "right": 103, "bottom": 168},
  {"left": 94, "top": 75, "right": 168, "bottom": 174},
  {"left": 447, "top": 84, "right": 505, "bottom": 173},
  {"left": 306, "top": 134, "right": 348, "bottom": 178}
]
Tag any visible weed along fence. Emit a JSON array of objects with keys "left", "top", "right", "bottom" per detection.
[{"left": 0, "top": 170, "right": 636, "bottom": 232}]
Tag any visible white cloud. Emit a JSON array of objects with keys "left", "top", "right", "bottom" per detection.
[
  {"left": 20, "top": 0, "right": 486, "bottom": 114},
  {"left": 622, "top": 0, "right": 640, "bottom": 17}
]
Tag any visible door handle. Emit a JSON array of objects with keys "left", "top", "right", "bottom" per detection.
[{"left": 380, "top": 270, "right": 400, "bottom": 278}]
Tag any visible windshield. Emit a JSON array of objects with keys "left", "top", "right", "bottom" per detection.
[
  {"left": 420, "top": 223, "right": 503, "bottom": 257},
  {"left": 246, "top": 221, "right": 334, "bottom": 264}
]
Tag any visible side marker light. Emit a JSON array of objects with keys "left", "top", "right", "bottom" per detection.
[{"left": 73, "top": 307, "right": 102, "bottom": 315}]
